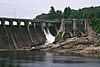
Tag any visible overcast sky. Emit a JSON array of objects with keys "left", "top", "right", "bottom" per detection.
[{"left": 0, "top": 0, "right": 100, "bottom": 19}]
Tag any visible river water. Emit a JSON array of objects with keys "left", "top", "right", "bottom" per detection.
[{"left": 0, "top": 51, "right": 100, "bottom": 67}]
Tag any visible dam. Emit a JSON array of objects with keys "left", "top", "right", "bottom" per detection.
[{"left": 0, "top": 17, "right": 88, "bottom": 50}]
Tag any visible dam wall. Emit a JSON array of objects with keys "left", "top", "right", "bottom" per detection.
[{"left": 0, "top": 18, "right": 88, "bottom": 50}]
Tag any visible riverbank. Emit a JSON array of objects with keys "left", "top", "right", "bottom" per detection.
[
  {"left": 0, "top": 36, "right": 100, "bottom": 58},
  {"left": 40, "top": 36, "right": 100, "bottom": 55}
]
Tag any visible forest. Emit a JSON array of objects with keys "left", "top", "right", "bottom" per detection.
[{"left": 35, "top": 6, "right": 100, "bottom": 33}]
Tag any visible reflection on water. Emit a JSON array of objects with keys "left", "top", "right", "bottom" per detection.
[{"left": 0, "top": 51, "right": 100, "bottom": 67}]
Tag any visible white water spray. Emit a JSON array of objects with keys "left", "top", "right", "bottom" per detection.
[{"left": 44, "top": 27, "right": 55, "bottom": 45}]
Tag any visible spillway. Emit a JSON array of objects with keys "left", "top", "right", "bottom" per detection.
[{"left": 44, "top": 27, "right": 55, "bottom": 45}]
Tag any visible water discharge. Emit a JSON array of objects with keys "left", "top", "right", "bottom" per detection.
[{"left": 44, "top": 27, "right": 55, "bottom": 45}]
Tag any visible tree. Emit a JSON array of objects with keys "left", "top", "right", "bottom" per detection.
[
  {"left": 63, "top": 7, "right": 71, "bottom": 19},
  {"left": 35, "top": 6, "right": 100, "bottom": 34},
  {"left": 49, "top": 6, "right": 56, "bottom": 20},
  {"left": 35, "top": 13, "right": 49, "bottom": 19},
  {"left": 55, "top": 10, "right": 63, "bottom": 19}
]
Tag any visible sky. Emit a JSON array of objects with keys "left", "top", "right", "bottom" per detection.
[{"left": 0, "top": 0, "right": 100, "bottom": 19}]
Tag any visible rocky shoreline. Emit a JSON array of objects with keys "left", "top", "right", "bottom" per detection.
[
  {"left": 0, "top": 36, "right": 100, "bottom": 58},
  {"left": 39, "top": 36, "right": 100, "bottom": 56}
]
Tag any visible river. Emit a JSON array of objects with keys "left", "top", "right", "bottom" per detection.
[{"left": 0, "top": 51, "right": 100, "bottom": 67}]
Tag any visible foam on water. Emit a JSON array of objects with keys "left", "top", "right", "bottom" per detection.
[{"left": 44, "top": 27, "right": 55, "bottom": 45}]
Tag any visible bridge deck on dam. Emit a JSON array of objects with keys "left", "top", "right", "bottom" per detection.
[{"left": 0, "top": 17, "right": 88, "bottom": 50}]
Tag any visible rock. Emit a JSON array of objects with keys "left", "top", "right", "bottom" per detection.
[
  {"left": 62, "top": 45, "right": 73, "bottom": 49},
  {"left": 40, "top": 44, "right": 52, "bottom": 49},
  {"left": 93, "top": 46, "right": 100, "bottom": 50},
  {"left": 76, "top": 45, "right": 87, "bottom": 50},
  {"left": 51, "top": 44, "right": 60, "bottom": 49},
  {"left": 30, "top": 46, "right": 40, "bottom": 51},
  {"left": 39, "top": 35, "right": 100, "bottom": 55}
]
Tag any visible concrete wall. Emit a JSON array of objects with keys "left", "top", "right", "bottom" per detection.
[
  {"left": 0, "top": 18, "right": 88, "bottom": 50},
  {"left": 0, "top": 18, "right": 46, "bottom": 49}
]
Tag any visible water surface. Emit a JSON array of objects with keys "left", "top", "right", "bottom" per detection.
[{"left": 0, "top": 51, "right": 100, "bottom": 67}]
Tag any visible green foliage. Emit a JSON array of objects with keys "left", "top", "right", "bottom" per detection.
[
  {"left": 55, "top": 10, "right": 63, "bottom": 19},
  {"left": 63, "top": 7, "right": 71, "bottom": 18},
  {"left": 89, "top": 18, "right": 100, "bottom": 33},
  {"left": 55, "top": 32, "right": 63, "bottom": 42},
  {"left": 48, "top": 6, "right": 56, "bottom": 20},
  {"left": 35, "top": 6, "right": 100, "bottom": 33},
  {"left": 35, "top": 13, "right": 49, "bottom": 19}
]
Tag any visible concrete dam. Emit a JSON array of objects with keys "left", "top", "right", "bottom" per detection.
[{"left": 0, "top": 17, "right": 88, "bottom": 50}]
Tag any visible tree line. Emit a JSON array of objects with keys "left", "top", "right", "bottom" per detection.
[{"left": 35, "top": 6, "right": 100, "bottom": 33}]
